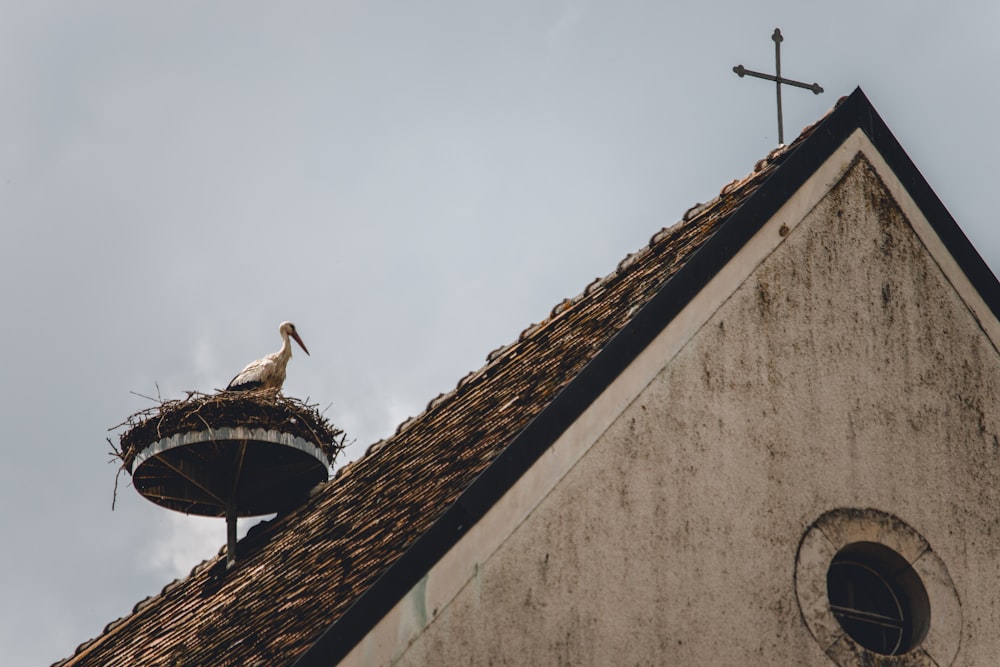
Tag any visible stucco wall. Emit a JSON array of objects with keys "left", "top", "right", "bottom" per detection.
[{"left": 388, "top": 156, "right": 1000, "bottom": 665}]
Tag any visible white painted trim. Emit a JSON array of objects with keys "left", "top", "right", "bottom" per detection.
[
  {"left": 340, "top": 131, "right": 998, "bottom": 666},
  {"left": 131, "top": 427, "right": 327, "bottom": 473},
  {"left": 850, "top": 131, "right": 1000, "bottom": 351}
]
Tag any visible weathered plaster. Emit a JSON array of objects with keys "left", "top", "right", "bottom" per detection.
[{"left": 342, "top": 135, "right": 1000, "bottom": 666}]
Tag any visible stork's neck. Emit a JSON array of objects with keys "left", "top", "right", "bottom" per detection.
[{"left": 277, "top": 330, "right": 293, "bottom": 362}]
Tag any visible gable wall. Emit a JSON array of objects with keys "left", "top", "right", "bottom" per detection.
[{"left": 343, "top": 139, "right": 1000, "bottom": 665}]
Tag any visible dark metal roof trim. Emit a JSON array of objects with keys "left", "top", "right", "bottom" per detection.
[{"left": 294, "top": 87, "right": 1000, "bottom": 666}]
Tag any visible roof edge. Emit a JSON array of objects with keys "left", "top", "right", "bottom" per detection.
[{"left": 293, "top": 87, "right": 1000, "bottom": 666}]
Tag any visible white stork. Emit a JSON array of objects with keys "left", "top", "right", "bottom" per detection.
[{"left": 226, "top": 321, "right": 310, "bottom": 393}]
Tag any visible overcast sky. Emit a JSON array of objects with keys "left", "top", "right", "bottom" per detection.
[{"left": 2, "top": 1, "right": 998, "bottom": 664}]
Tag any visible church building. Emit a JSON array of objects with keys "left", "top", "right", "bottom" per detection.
[{"left": 57, "top": 88, "right": 1000, "bottom": 666}]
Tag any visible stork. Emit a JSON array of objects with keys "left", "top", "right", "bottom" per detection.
[{"left": 226, "top": 321, "right": 309, "bottom": 393}]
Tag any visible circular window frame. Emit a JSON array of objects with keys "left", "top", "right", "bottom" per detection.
[{"left": 794, "top": 508, "right": 962, "bottom": 666}]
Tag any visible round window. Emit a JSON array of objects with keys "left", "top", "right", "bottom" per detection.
[
  {"left": 794, "top": 508, "right": 962, "bottom": 667},
  {"left": 826, "top": 542, "right": 930, "bottom": 655}
]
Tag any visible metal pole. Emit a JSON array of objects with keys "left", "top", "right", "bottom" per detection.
[
  {"left": 773, "top": 28, "right": 784, "bottom": 145},
  {"left": 225, "top": 441, "right": 248, "bottom": 569},
  {"left": 226, "top": 502, "right": 237, "bottom": 569}
]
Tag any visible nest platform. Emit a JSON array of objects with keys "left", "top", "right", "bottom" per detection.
[{"left": 116, "top": 392, "right": 345, "bottom": 518}]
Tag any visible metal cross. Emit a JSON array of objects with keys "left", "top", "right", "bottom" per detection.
[{"left": 733, "top": 28, "right": 823, "bottom": 145}]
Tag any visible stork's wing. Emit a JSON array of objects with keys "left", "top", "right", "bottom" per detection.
[
  {"left": 226, "top": 358, "right": 269, "bottom": 392},
  {"left": 226, "top": 377, "right": 263, "bottom": 391}
]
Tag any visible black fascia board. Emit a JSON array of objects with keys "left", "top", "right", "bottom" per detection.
[
  {"left": 293, "top": 86, "right": 999, "bottom": 666},
  {"left": 849, "top": 90, "right": 1000, "bottom": 321}
]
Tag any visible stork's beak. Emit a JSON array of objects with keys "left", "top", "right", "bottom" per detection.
[{"left": 291, "top": 331, "right": 310, "bottom": 356}]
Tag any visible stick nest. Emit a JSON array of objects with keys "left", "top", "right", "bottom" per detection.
[{"left": 112, "top": 391, "right": 346, "bottom": 470}]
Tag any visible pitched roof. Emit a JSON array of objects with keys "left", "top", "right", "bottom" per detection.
[{"left": 58, "top": 88, "right": 991, "bottom": 667}]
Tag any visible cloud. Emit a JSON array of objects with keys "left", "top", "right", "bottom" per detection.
[
  {"left": 139, "top": 512, "right": 269, "bottom": 581},
  {"left": 140, "top": 514, "right": 225, "bottom": 579}
]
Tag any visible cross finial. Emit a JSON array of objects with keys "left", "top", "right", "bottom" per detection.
[{"left": 733, "top": 28, "right": 824, "bottom": 145}]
